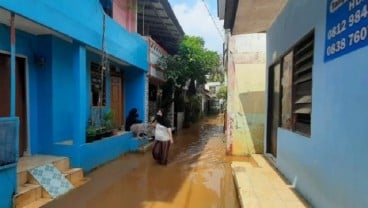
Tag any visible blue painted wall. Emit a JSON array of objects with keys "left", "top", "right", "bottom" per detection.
[
  {"left": 0, "top": 0, "right": 148, "bottom": 71},
  {"left": 0, "top": 1, "right": 149, "bottom": 204},
  {"left": 51, "top": 37, "right": 75, "bottom": 143},
  {"left": 125, "top": 68, "right": 147, "bottom": 122},
  {"left": 78, "top": 132, "right": 139, "bottom": 172},
  {"left": 0, "top": 165, "right": 16, "bottom": 208},
  {"left": 0, "top": 25, "right": 46, "bottom": 154},
  {"left": 267, "top": 0, "right": 368, "bottom": 207}
]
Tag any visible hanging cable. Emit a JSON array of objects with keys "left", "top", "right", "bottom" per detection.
[{"left": 201, "top": 0, "right": 225, "bottom": 42}]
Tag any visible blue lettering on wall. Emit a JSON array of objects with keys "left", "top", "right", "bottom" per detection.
[{"left": 325, "top": 0, "right": 368, "bottom": 62}]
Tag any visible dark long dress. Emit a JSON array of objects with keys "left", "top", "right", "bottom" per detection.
[{"left": 152, "top": 122, "right": 171, "bottom": 165}]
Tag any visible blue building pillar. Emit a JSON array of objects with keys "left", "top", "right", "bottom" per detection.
[
  {"left": 10, "top": 13, "right": 16, "bottom": 117},
  {"left": 72, "top": 43, "right": 87, "bottom": 145}
]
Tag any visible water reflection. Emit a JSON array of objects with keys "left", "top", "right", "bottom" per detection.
[{"left": 45, "top": 116, "right": 240, "bottom": 208}]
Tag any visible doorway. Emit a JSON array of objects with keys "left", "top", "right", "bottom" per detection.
[
  {"left": 110, "top": 73, "right": 124, "bottom": 128},
  {"left": 0, "top": 54, "right": 28, "bottom": 157},
  {"left": 267, "top": 63, "right": 281, "bottom": 158}
]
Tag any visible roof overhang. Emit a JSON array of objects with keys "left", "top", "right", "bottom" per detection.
[
  {"left": 137, "top": 0, "right": 184, "bottom": 55},
  {"left": 0, "top": 7, "right": 71, "bottom": 42},
  {"left": 223, "top": 0, "right": 287, "bottom": 34}
]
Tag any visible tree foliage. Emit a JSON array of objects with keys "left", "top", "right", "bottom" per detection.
[
  {"left": 158, "top": 35, "right": 220, "bottom": 87},
  {"left": 216, "top": 85, "right": 227, "bottom": 100}
]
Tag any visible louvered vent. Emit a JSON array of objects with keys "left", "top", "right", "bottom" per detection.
[{"left": 293, "top": 32, "right": 314, "bottom": 136}]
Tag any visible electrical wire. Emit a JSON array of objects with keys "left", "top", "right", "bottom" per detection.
[{"left": 200, "top": 0, "right": 225, "bottom": 42}]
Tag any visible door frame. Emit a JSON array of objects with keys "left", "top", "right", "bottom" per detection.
[
  {"left": 266, "top": 62, "right": 282, "bottom": 158},
  {"left": 0, "top": 50, "right": 30, "bottom": 156}
]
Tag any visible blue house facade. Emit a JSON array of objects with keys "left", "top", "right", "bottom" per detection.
[
  {"left": 266, "top": 0, "right": 368, "bottom": 207},
  {"left": 0, "top": 0, "right": 148, "bottom": 206}
]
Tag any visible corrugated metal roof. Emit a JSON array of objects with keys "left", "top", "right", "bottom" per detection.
[{"left": 137, "top": 0, "right": 184, "bottom": 55}]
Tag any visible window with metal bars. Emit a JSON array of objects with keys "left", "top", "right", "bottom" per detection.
[
  {"left": 91, "top": 62, "right": 106, "bottom": 107},
  {"left": 292, "top": 32, "right": 314, "bottom": 136}
]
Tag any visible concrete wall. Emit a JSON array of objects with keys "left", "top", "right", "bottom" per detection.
[
  {"left": 267, "top": 0, "right": 368, "bottom": 207},
  {"left": 227, "top": 33, "right": 266, "bottom": 155}
]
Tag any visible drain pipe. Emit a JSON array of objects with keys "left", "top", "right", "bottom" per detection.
[{"left": 10, "top": 12, "right": 16, "bottom": 117}]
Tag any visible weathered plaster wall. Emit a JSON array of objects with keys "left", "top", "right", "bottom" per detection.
[
  {"left": 267, "top": 0, "right": 368, "bottom": 207},
  {"left": 227, "top": 33, "right": 266, "bottom": 155}
]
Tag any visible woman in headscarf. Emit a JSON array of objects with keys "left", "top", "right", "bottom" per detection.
[
  {"left": 125, "top": 108, "right": 142, "bottom": 131},
  {"left": 151, "top": 109, "right": 173, "bottom": 165}
]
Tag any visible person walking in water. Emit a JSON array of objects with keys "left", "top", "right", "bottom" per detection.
[{"left": 152, "top": 109, "right": 173, "bottom": 165}]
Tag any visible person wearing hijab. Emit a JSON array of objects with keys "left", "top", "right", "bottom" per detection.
[{"left": 125, "top": 108, "right": 142, "bottom": 131}]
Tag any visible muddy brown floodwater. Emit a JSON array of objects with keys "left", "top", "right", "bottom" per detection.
[{"left": 45, "top": 116, "right": 245, "bottom": 208}]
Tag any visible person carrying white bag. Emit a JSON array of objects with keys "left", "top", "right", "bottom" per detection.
[{"left": 151, "top": 110, "right": 173, "bottom": 165}]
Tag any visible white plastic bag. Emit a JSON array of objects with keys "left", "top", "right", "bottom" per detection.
[{"left": 155, "top": 123, "right": 169, "bottom": 141}]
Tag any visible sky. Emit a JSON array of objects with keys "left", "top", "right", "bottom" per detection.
[{"left": 168, "top": 0, "right": 224, "bottom": 55}]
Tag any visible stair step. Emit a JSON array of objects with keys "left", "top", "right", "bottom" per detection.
[
  {"left": 14, "top": 184, "right": 42, "bottom": 208},
  {"left": 73, "top": 177, "right": 90, "bottom": 188},
  {"left": 137, "top": 141, "right": 154, "bottom": 153},
  {"left": 52, "top": 158, "right": 70, "bottom": 172},
  {"left": 21, "top": 198, "right": 52, "bottom": 208},
  {"left": 17, "top": 171, "right": 29, "bottom": 187},
  {"left": 62, "top": 168, "right": 84, "bottom": 185}
]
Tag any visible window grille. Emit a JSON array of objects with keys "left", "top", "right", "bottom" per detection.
[{"left": 0, "top": 117, "right": 19, "bottom": 167}]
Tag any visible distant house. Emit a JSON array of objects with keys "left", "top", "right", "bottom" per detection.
[{"left": 137, "top": 0, "right": 184, "bottom": 126}]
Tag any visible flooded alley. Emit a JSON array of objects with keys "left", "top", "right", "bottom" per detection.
[{"left": 44, "top": 116, "right": 241, "bottom": 208}]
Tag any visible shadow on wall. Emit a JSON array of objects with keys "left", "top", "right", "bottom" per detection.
[{"left": 238, "top": 91, "right": 265, "bottom": 153}]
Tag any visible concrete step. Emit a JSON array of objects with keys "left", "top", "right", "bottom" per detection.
[
  {"left": 52, "top": 157, "right": 70, "bottom": 172},
  {"left": 14, "top": 184, "right": 42, "bottom": 208},
  {"left": 62, "top": 168, "right": 84, "bottom": 186},
  {"left": 17, "top": 156, "right": 70, "bottom": 187},
  {"left": 72, "top": 177, "right": 91, "bottom": 188},
  {"left": 137, "top": 140, "right": 154, "bottom": 153},
  {"left": 17, "top": 171, "right": 29, "bottom": 187},
  {"left": 21, "top": 198, "right": 52, "bottom": 208},
  {"left": 15, "top": 156, "right": 89, "bottom": 207}
]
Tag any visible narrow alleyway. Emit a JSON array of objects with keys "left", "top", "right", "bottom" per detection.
[{"left": 44, "top": 115, "right": 243, "bottom": 208}]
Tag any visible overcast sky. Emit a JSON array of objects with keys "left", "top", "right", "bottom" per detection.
[{"left": 168, "top": 0, "right": 224, "bottom": 55}]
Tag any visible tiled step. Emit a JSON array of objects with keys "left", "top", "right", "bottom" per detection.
[
  {"left": 15, "top": 156, "right": 89, "bottom": 208},
  {"left": 14, "top": 184, "right": 43, "bottom": 208},
  {"left": 17, "top": 156, "right": 70, "bottom": 187}
]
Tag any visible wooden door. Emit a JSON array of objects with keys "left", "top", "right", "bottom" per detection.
[
  {"left": 0, "top": 54, "right": 27, "bottom": 156},
  {"left": 110, "top": 75, "right": 123, "bottom": 128},
  {"left": 267, "top": 63, "right": 281, "bottom": 157}
]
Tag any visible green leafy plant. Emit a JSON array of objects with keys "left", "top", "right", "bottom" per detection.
[
  {"left": 86, "top": 126, "right": 97, "bottom": 136},
  {"left": 102, "top": 109, "right": 114, "bottom": 130}
]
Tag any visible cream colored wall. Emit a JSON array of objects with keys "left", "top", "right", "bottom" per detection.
[
  {"left": 226, "top": 34, "right": 266, "bottom": 155},
  {"left": 231, "top": 64, "right": 265, "bottom": 155}
]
